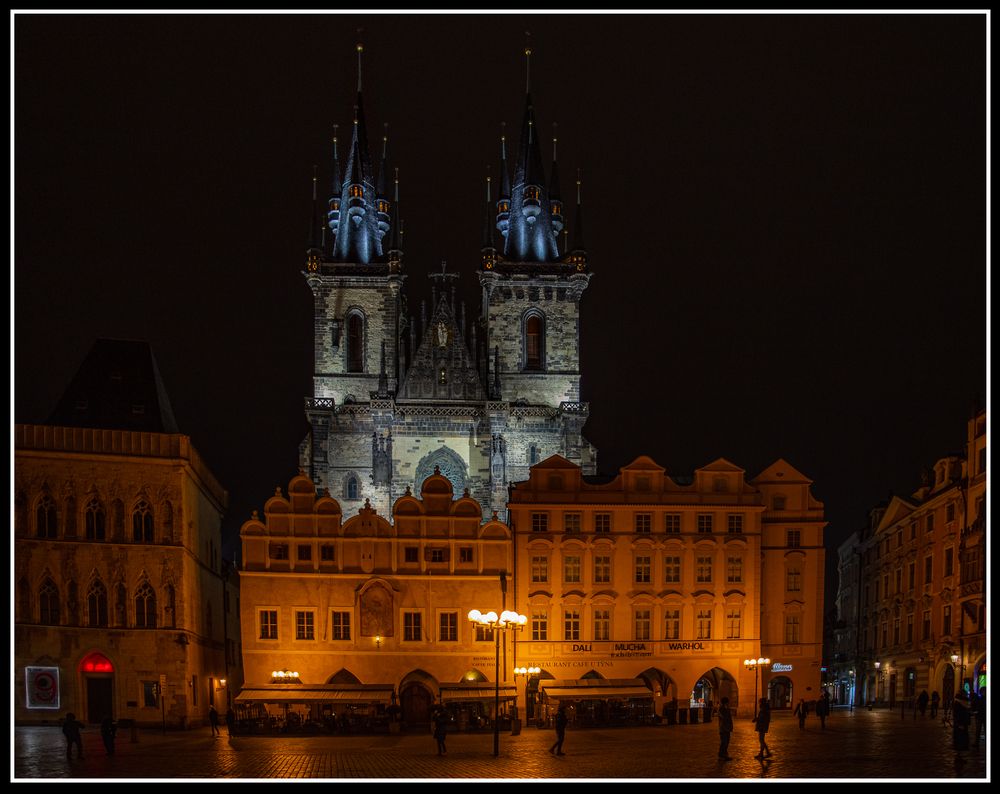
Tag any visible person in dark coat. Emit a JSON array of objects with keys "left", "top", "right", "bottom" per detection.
[
  {"left": 717, "top": 697, "right": 734, "bottom": 760},
  {"left": 209, "top": 704, "right": 221, "bottom": 736},
  {"left": 793, "top": 698, "right": 809, "bottom": 730},
  {"left": 226, "top": 707, "right": 236, "bottom": 736},
  {"left": 952, "top": 693, "right": 971, "bottom": 751},
  {"left": 62, "top": 713, "right": 85, "bottom": 759},
  {"left": 930, "top": 690, "right": 940, "bottom": 718},
  {"left": 753, "top": 700, "right": 772, "bottom": 759},
  {"left": 432, "top": 707, "right": 448, "bottom": 755},
  {"left": 815, "top": 692, "right": 831, "bottom": 729},
  {"left": 99, "top": 715, "right": 117, "bottom": 755},
  {"left": 549, "top": 705, "right": 568, "bottom": 755},
  {"left": 916, "top": 690, "right": 929, "bottom": 717}
]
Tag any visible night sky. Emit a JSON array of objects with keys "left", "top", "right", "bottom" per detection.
[{"left": 13, "top": 12, "right": 988, "bottom": 607}]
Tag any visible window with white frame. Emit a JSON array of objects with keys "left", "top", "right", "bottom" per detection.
[
  {"left": 564, "top": 555, "right": 582, "bottom": 583},
  {"left": 403, "top": 612, "right": 423, "bottom": 641},
  {"left": 635, "top": 555, "right": 651, "bottom": 583},
  {"left": 664, "top": 555, "right": 681, "bottom": 583},
  {"left": 594, "top": 609, "right": 610, "bottom": 641},
  {"left": 594, "top": 555, "right": 611, "bottom": 584},
  {"left": 696, "top": 556, "right": 713, "bottom": 583},
  {"left": 786, "top": 529, "right": 801, "bottom": 548},
  {"left": 439, "top": 612, "right": 458, "bottom": 642},
  {"left": 331, "top": 610, "right": 351, "bottom": 640},
  {"left": 634, "top": 609, "right": 651, "bottom": 640},
  {"left": 664, "top": 513, "right": 681, "bottom": 534},
  {"left": 564, "top": 609, "right": 580, "bottom": 640},
  {"left": 594, "top": 513, "right": 611, "bottom": 533},
  {"left": 634, "top": 513, "right": 652, "bottom": 534},
  {"left": 786, "top": 567, "right": 801, "bottom": 592},
  {"left": 531, "top": 555, "right": 549, "bottom": 583},
  {"left": 564, "top": 513, "right": 582, "bottom": 533},
  {"left": 532, "top": 512, "right": 549, "bottom": 532},
  {"left": 697, "top": 514, "right": 713, "bottom": 534},
  {"left": 696, "top": 608, "right": 712, "bottom": 640},
  {"left": 532, "top": 611, "right": 548, "bottom": 641},
  {"left": 727, "top": 514, "right": 743, "bottom": 534},
  {"left": 727, "top": 556, "right": 743, "bottom": 583},
  {"left": 664, "top": 608, "right": 680, "bottom": 640},
  {"left": 295, "top": 611, "right": 315, "bottom": 640},
  {"left": 726, "top": 608, "right": 742, "bottom": 639},
  {"left": 785, "top": 614, "right": 800, "bottom": 643},
  {"left": 259, "top": 609, "right": 278, "bottom": 640}
]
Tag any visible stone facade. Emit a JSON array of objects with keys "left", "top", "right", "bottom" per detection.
[
  {"left": 830, "top": 409, "right": 987, "bottom": 709},
  {"left": 507, "top": 454, "right": 827, "bottom": 720},
  {"left": 14, "top": 425, "right": 241, "bottom": 727},
  {"left": 238, "top": 470, "right": 516, "bottom": 727}
]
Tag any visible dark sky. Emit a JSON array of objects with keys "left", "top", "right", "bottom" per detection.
[{"left": 13, "top": 12, "right": 987, "bottom": 607}]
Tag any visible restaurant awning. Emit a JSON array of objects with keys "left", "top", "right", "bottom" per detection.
[
  {"left": 539, "top": 679, "right": 653, "bottom": 700},
  {"left": 439, "top": 684, "right": 517, "bottom": 703},
  {"left": 235, "top": 684, "right": 394, "bottom": 704}
]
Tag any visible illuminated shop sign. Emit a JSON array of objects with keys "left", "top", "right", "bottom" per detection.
[
  {"left": 771, "top": 663, "right": 793, "bottom": 672},
  {"left": 25, "top": 666, "right": 60, "bottom": 710},
  {"left": 559, "top": 641, "right": 709, "bottom": 656}
]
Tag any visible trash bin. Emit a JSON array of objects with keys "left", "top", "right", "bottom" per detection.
[{"left": 678, "top": 709, "right": 688, "bottom": 724}]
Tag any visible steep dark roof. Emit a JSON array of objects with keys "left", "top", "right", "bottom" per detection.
[{"left": 45, "top": 338, "right": 180, "bottom": 433}]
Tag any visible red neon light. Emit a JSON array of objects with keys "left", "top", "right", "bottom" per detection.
[{"left": 79, "top": 653, "right": 114, "bottom": 673}]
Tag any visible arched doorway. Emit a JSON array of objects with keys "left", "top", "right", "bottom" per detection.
[
  {"left": 768, "top": 676, "right": 793, "bottom": 710},
  {"left": 400, "top": 682, "right": 434, "bottom": 728},
  {"left": 690, "top": 667, "right": 738, "bottom": 722},
  {"left": 79, "top": 652, "right": 114, "bottom": 724}
]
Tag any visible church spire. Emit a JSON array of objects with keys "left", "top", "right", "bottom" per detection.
[
  {"left": 306, "top": 166, "right": 323, "bottom": 272},
  {"left": 496, "top": 123, "right": 511, "bottom": 240},
  {"left": 549, "top": 123, "right": 564, "bottom": 249},
  {"left": 387, "top": 167, "right": 403, "bottom": 271},
  {"left": 481, "top": 172, "right": 498, "bottom": 270},
  {"left": 376, "top": 123, "right": 391, "bottom": 246},
  {"left": 327, "top": 125, "right": 342, "bottom": 249},
  {"left": 567, "top": 168, "right": 588, "bottom": 270},
  {"left": 332, "top": 41, "right": 381, "bottom": 264}
]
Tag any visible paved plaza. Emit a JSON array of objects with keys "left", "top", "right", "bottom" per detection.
[{"left": 12, "top": 708, "right": 989, "bottom": 782}]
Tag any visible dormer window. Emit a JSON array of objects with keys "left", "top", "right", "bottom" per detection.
[
  {"left": 378, "top": 199, "right": 389, "bottom": 214},
  {"left": 349, "top": 184, "right": 363, "bottom": 199},
  {"left": 498, "top": 200, "right": 510, "bottom": 213}
]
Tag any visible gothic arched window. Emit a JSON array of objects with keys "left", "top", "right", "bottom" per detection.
[
  {"left": 346, "top": 312, "right": 364, "bottom": 373},
  {"left": 36, "top": 495, "right": 58, "bottom": 538},
  {"left": 39, "top": 578, "right": 60, "bottom": 624},
  {"left": 165, "top": 584, "right": 176, "bottom": 628},
  {"left": 64, "top": 496, "right": 77, "bottom": 537},
  {"left": 86, "top": 498, "right": 106, "bottom": 541},
  {"left": 132, "top": 500, "right": 154, "bottom": 543},
  {"left": 135, "top": 582, "right": 157, "bottom": 628},
  {"left": 88, "top": 579, "right": 109, "bottom": 627},
  {"left": 346, "top": 476, "right": 359, "bottom": 500},
  {"left": 524, "top": 311, "right": 545, "bottom": 371},
  {"left": 111, "top": 499, "right": 125, "bottom": 540}
]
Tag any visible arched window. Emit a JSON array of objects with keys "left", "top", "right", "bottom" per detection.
[
  {"left": 524, "top": 312, "right": 544, "bottom": 371},
  {"left": 86, "top": 498, "right": 106, "bottom": 541},
  {"left": 111, "top": 499, "right": 125, "bottom": 540},
  {"left": 132, "top": 500, "right": 154, "bottom": 543},
  {"left": 346, "top": 312, "right": 364, "bottom": 373},
  {"left": 36, "top": 495, "right": 58, "bottom": 538},
  {"left": 87, "top": 579, "right": 108, "bottom": 627},
  {"left": 135, "top": 582, "right": 157, "bottom": 628},
  {"left": 39, "top": 578, "right": 60, "bottom": 624},
  {"left": 346, "top": 476, "right": 359, "bottom": 500}
]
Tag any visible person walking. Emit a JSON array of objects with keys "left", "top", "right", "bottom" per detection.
[
  {"left": 209, "top": 704, "right": 221, "bottom": 737},
  {"left": 432, "top": 707, "right": 448, "bottom": 756},
  {"left": 549, "top": 704, "right": 568, "bottom": 756},
  {"left": 62, "top": 712, "right": 85, "bottom": 760},
  {"left": 99, "top": 715, "right": 117, "bottom": 756},
  {"left": 930, "top": 690, "right": 940, "bottom": 719},
  {"left": 226, "top": 707, "right": 236, "bottom": 737},
  {"left": 752, "top": 699, "right": 772, "bottom": 760},
  {"left": 815, "top": 692, "right": 830, "bottom": 730},
  {"left": 952, "top": 692, "right": 971, "bottom": 752},
  {"left": 793, "top": 698, "right": 809, "bottom": 730},
  {"left": 717, "top": 697, "right": 734, "bottom": 760},
  {"left": 917, "top": 690, "right": 929, "bottom": 718}
]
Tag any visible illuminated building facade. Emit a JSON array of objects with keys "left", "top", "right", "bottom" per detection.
[
  {"left": 507, "top": 454, "right": 827, "bottom": 720},
  {"left": 237, "top": 470, "right": 516, "bottom": 727},
  {"left": 299, "top": 44, "right": 595, "bottom": 523},
  {"left": 831, "top": 409, "right": 987, "bottom": 708},
  {"left": 13, "top": 340, "right": 242, "bottom": 727}
]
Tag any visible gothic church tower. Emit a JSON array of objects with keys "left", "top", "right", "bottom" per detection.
[{"left": 300, "top": 42, "right": 595, "bottom": 521}]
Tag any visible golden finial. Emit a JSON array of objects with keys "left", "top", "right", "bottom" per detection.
[{"left": 524, "top": 31, "right": 532, "bottom": 94}]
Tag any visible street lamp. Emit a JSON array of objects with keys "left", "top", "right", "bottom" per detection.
[
  {"left": 874, "top": 661, "right": 881, "bottom": 704},
  {"left": 743, "top": 657, "right": 770, "bottom": 719},
  {"left": 468, "top": 608, "right": 527, "bottom": 756}
]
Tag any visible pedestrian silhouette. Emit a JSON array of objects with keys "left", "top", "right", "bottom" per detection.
[
  {"left": 62, "top": 712, "right": 85, "bottom": 759},
  {"left": 973, "top": 688, "right": 986, "bottom": 744},
  {"left": 432, "top": 707, "right": 448, "bottom": 756},
  {"left": 816, "top": 692, "right": 830, "bottom": 729},
  {"left": 930, "top": 690, "right": 940, "bottom": 719},
  {"left": 209, "top": 704, "right": 221, "bottom": 736},
  {"left": 917, "top": 689, "right": 929, "bottom": 718},
  {"left": 952, "top": 692, "right": 971, "bottom": 751},
  {"left": 794, "top": 698, "right": 809, "bottom": 730},
  {"left": 100, "top": 715, "right": 117, "bottom": 755},
  {"left": 226, "top": 707, "right": 236, "bottom": 736},
  {"left": 752, "top": 699, "right": 772, "bottom": 759},
  {"left": 717, "top": 697, "right": 734, "bottom": 760},
  {"left": 549, "top": 704, "right": 568, "bottom": 756}
]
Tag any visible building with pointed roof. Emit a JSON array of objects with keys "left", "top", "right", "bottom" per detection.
[{"left": 301, "top": 42, "right": 594, "bottom": 522}]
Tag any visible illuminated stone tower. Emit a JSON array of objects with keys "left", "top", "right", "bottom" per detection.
[{"left": 300, "top": 42, "right": 595, "bottom": 520}]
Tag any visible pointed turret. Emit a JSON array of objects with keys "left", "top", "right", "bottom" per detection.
[
  {"left": 387, "top": 167, "right": 403, "bottom": 271},
  {"left": 566, "top": 169, "right": 588, "bottom": 271},
  {"left": 306, "top": 166, "right": 323, "bottom": 272},
  {"left": 495, "top": 123, "right": 511, "bottom": 240},
  {"left": 549, "top": 124, "right": 564, "bottom": 248},
  {"left": 481, "top": 173, "right": 498, "bottom": 270},
  {"left": 332, "top": 42, "right": 381, "bottom": 264},
  {"left": 327, "top": 125, "right": 342, "bottom": 247},
  {"left": 376, "top": 123, "right": 392, "bottom": 245}
]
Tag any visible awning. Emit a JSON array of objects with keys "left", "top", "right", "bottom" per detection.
[
  {"left": 439, "top": 685, "right": 517, "bottom": 703},
  {"left": 541, "top": 687, "right": 654, "bottom": 699},
  {"left": 235, "top": 685, "right": 394, "bottom": 704}
]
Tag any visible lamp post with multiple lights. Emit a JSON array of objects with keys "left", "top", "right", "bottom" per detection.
[
  {"left": 743, "top": 657, "right": 770, "bottom": 719},
  {"left": 468, "top": 609, "right": 527, "bottom": 756},
  {"left": 513, "top": 666, "right": 540, "bottom": 732}
]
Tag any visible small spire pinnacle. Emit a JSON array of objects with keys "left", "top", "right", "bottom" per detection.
[
  {"left": 382, "top": 123, "right": 388, "bottom": 159},
  {"left": 525, "top": 31, "right": 532, "bottom": 94},
  {"left": 394, "top": 167, "right": 399, "bottom": 202},
  {"left": 356, "top": 34, "right": 364, "bottom": 93},
  {"left": 576, "top": 168, "right": 582, "bottom": 204},
  {"left": 552, "top": 123, "right": 557, "bottom": 161}
]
